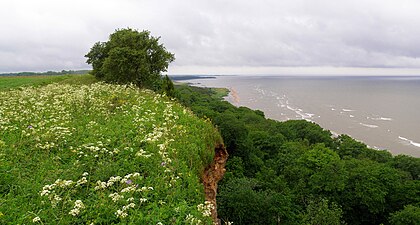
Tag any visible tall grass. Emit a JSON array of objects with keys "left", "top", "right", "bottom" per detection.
[
  {"left": 0, "top": 81, "right": 220, "bottom": 224},
  {"left": 0, "top": 74, "right": 97, "bottom": 91}
]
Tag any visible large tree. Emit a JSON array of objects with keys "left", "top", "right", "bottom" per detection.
[{"left": 85, "top": 28, "right": 175, "bottom": 88}]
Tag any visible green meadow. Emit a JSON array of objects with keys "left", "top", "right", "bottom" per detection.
[
  {"left": 0, "top": 75, "right": 220, "bottom": 224},
  {"left": 0, "top": 74, "right": 97, "bottom": 91}
]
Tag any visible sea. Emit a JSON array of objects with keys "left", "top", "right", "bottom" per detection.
[{"left": 178, "top": 75, "right": 420, "bottom": 157}]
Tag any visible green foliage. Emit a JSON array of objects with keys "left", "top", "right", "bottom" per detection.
[
  {"left": 277, "top": 120, "right": 334, "bottom": 147},
  {"left": 174, "top": 84, "right": 420, "bottom": 225},
  {"left": 214, "top": 112, "right": 248, "bottom": 155},
  {"left": 161, "top": 75, "right": 175, "bottom": 97},
  {"left": 335, "top": 135, "right": 393, "bottom": 163},
  {"left": 389, "top": 205, "right": 420, "bottom": 225},
  {"left": 301, "top": 198, "right": 344, "bottom": 225},
  {"left": 296, "top": 144, "right": 346, "bottom": 195},
  {"left": 218, "top": 177, "right": 297, "bottom": 225},
  {"left": 0, "top": 81, "right": 220, "bottom": 224},
  {"left": 85, "top": 28, "right": 175, "bottom": 89},
  {"left": 390, "top": 155, "right": 420, "bottom": 180},
  {"left": 0, "top": 74, "right": 95, "bottom": 91},
  {"left": 337, "top": 159, "right": 410, "bottom": 224}
]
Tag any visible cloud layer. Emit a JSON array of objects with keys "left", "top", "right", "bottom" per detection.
[{"left": 1, "top": 0, "right": 420, "bottom": 74}]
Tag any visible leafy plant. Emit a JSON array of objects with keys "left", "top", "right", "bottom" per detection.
[{"left": 85, "top": 28, "right": 175, "bottom": 89}]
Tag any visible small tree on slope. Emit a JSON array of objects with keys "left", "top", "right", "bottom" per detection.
[{"left": 85, "top": 28, "right": 175, "bottom": 89}]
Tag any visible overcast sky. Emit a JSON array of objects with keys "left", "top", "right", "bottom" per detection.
[{"left": 1, "top": 0, "right": 420, "bottom": 75}]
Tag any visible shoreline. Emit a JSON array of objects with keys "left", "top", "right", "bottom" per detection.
[{"left": 178, "top": 77, "right": 420, "bottom": 157}]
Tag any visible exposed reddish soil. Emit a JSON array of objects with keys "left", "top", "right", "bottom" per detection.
[{"left": 202, "top": 143, "right": 228, "bottom": 224}]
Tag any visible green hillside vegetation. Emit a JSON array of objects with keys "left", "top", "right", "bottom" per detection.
[
  {"left": 0, "top": 74, "right": 96, "bottom": 91},
  {"left": 0, "top": 78, "right": 221, "bottom": 224},
  {"left": 175, "top": 85, "right": 420, "bottom": 225}
]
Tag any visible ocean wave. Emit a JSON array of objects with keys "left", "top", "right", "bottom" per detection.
[
  {"left": 285, "top": 104, "right": 315, "bottom": 121},
  {"left": 359, "top": 123, "right": 378, "bottom": 128},
  {"left": 342, "top": 108, "right": 355, "bottom": 112},
  {"left": 286, "top": 105, "right": 296, "bottom": 111},
  {"left": 398, "top": 136, "right": 420, "bottom": 148},
  {"left": 371, "top": 117, "right": 393, "bottom": 121}
]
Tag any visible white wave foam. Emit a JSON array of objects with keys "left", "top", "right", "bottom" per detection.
[
  {"left": 342, "top": 109, "right": 355, "bottom": 112},
  {"left": 398, "top": 136, "right": 409, "bottom": 141},
  {"left": 349, "top": 115, "right": 355, "bottom": 118},
  {"left": 371, "top": 117, "right": 393, "bottom": 121},
  {"left": 399, "top": 136, "right": 420, "bottom": 148},
  {"left": 286, "top": 103, "right": 314, "bottom": 121},
  {"left": 359, "top": 123, "right": 378, "bottom": 128}
]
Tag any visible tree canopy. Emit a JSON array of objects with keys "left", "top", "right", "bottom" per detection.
[
  {"left": 174, "top": 84, "right": 420, "bottom": 225},
  {"left": 85, "top": 28, "right": 175, "bottom": 89}
]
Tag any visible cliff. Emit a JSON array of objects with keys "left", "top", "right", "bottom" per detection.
[
  {"left": 0, "top": 79, "right": 226, "bottom": 224},
  {"left": 202, "top": 143, "right": 228, "bottom": 223}
]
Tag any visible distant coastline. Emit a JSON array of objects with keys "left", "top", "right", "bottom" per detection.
[
  {"left": 169, "top": 75, "right": 217, "bottom": 81},
  {"left": 0, "top": 70, "right": 90, "bottom": 77}
]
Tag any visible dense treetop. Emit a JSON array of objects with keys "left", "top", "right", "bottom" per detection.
[
  {"left": 174, "top": 85, "right": 420, "bottom": 225},
  {"left": 85, "top": 28, "right": 175, "bottom": 90}
]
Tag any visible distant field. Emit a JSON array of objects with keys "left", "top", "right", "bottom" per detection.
[{"left": 0, "top": 74, "right": 97, "bottom": 91}]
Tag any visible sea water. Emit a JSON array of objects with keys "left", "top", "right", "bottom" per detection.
[{"left": 181, "top": 75, "right": 420, "bottom": 157}]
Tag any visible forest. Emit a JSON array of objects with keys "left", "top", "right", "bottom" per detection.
[{"left": 174, "top": 84, "right": 420, "bottom": 225}]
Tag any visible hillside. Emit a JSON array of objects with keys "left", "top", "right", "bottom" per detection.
[
  {"left": 0, "top": 80, "right": 224, "bottom": 224},
  {"left": 175, "top": 85, "right": 420, "bottom": 225}
]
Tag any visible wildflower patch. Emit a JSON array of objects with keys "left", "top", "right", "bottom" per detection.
[{"left": 0, "top": 82, "right": 221, "bottom": 224}]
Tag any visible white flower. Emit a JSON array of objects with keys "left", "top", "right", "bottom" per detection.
[
  {"left": 53, "top": 194, "right": 62, "bottom": 202},
  {"left": 69, "top": 200, "right": 85, "bottom": 216},
  {"left": 132, "top": 172, "right": 140, "bottom": 177},
  {"left": 32, "top": 216, "right": 41, "bottom": 223},
  {"left": 109, "top": 193, "right": 124, "bottom": 202},
  {"left": 55, "top": 179, "right": 74, "bottom": 188},
  {"left": 74, "top": 200, "right": 85, "bottom": 209},
  {"left": 94, "top": 180, "right": 107, "bottom": 190},
  {"left": 197, "top": 201, "right": 214, "bottom": 217},
  {"left": 121, "top": 186, "right": 136, "bottom": 193},
  {"left": 122, "top": 203, "right": 135, "bottom": 210},
  {"left": 40, "top": 189, "right": 50, "bottom": 196},
  {"left": 76, "top": 177, "right": 88, "bottom": 186},
  {"left": 115, "top": 209, "right": 128, "bottom": 218},
  {"left": 69, "top": 208, "right": 80, "bottom": 216}
]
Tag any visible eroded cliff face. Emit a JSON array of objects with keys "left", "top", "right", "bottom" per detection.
[{"left": 202, "top": 143, "right": 228, "bottom": 224}]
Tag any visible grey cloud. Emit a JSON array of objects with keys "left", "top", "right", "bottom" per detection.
[{"left": 1, "top": 0, "right": 420, "bottom": 73}]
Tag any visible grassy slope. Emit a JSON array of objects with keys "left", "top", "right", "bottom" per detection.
[
  {"left": 0, "top": 74, "right": 97, "bottom": 91},
  {"left": 0, "top": 76, "right": 221, "bottom": 224}
]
